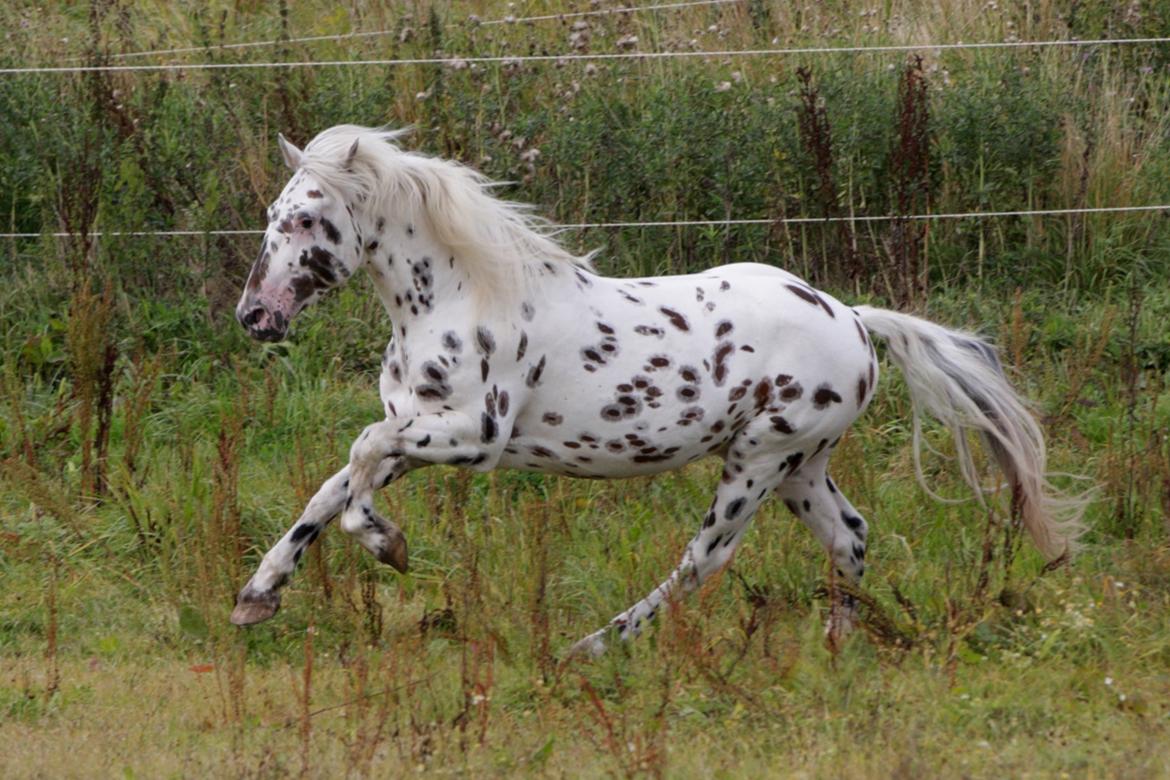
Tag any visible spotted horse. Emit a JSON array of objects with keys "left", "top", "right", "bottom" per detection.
[{"left": 231, "top": 125, "right": 1087, "bottom": 654}]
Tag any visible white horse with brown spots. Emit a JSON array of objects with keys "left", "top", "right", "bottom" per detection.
[{"left": 231, "top": 126, "right": 1087, "bottom": 654}]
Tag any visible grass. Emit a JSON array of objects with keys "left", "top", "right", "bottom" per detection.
[
  {"left": 3, "top": 281, "right": 1169, "bottom": 777},
  {"left": 2, "top": 0, "right": 1170, "bottom": 776}
]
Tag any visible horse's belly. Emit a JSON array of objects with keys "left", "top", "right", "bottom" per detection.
[{"left": 497, "top": 422, "right": 724, "bottom": 479}]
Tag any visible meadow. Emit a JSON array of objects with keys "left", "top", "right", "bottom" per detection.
[{"left": 1, "top": 1, "right": 1169, "bottom": 776}]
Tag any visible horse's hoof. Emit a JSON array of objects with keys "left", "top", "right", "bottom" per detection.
[
  {"left": 230, "top": 589, "right": 281, "bottom": 626},
  {"left": 566, "top": 631, "right": 608, "bottom": 659},
  {"left": 377, "top": 528, "right": 409, "bottom": 573}
]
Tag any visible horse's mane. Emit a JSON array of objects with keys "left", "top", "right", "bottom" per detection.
[{"left": 297, "top": 125, "right": 596, "bottom": 304}]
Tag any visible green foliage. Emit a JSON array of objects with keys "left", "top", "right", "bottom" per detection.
[{"left": 1, "top": 2, "right": 1169, "bottom": 776}]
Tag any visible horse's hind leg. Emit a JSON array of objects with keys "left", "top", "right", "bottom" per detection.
[
  {"left": 569, "top": 433, "right": 793, "bottom": 658},
  {"left": 776, "top": 458, "right": 869, "bottom": 644}
]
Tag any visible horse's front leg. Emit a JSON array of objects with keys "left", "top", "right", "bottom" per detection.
[
  {"left": 231, "top": 466, "right": 351, "bottom": 625},
  {"left": 340, "top": 411, "right": 493, "bottom": 569}
]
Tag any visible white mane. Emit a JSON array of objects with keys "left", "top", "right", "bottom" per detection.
[{"left": 296, "top": 125, "right": 596, "bottom": 304}]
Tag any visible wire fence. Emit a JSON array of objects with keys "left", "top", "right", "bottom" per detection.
[
  {"left": 5, "top": 7, "right": 1166, "bottom": 243},
  {"left": 5, "top": 35, "right": 1170, "bottom": 75},
  {"left": 95, "top": 0, "right": 743, "bottom": 61},
  {"left": 3, "top": 205, "right": 1165, "bottom": 240}
]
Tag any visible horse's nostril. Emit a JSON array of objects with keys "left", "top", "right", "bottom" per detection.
[{"left": 241, "top": 305, "right": 266, "bottom": 328}]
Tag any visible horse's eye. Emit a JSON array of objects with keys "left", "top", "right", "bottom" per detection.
[{"left": 300, "top": 217, "right": 313, "bottom": 230}]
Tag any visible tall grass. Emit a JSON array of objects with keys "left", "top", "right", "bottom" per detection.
[{"left": 1, "top": 1, "right": 1169, "bottom": 777}]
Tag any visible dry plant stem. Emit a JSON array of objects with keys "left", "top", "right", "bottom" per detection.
[
  {"left": 66, "top": 279, "right": 118, "bottom": 499},
  {"left": 578, "top": 675, "right": 633, "bottom": 779},
  {"left": 1117, "top": 278, "right": 1144, "bottom": 537},
  {"left": 4, "top": 2, "right": 1170, "bottom": 776},
  {"left": 890, "top": 56, "right": 930, "bottom": 308},
  {"left": 1057, "top": 305, "right": 1116, "bottom": 419},
  {"left": 4, "top": 366, "right": 37, "bottom": 467},
  {"left": 119, "top": 352, "right": 163, "bottom": 481},
  {"left": 299, "top": 622, "right": 314, "bottom": 779},
  {"left": 527, "top": 498, "right": 554, "bottom": 681},
  {"left": 45, "top": 551, "right": 60, "bottom": 698}
]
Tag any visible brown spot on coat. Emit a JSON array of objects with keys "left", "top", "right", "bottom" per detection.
[
  {"left": 319, "top": 217, "right": 342, "bottom": 244},
  {"left": 770, "top": 415, "right": 794, "bottom": 434},
  {"left": 753, "top": 378, "right": 773, "bottom": 409},
  {"left": 475, "top": 327, "right": 496, "bottom": 356},
  {"left": 785, "top": 283, "right": 836, "bottom": 317},
  {"left": 780, "top": 382, "right": 803, "bottom": 401},
  {"left": 813, "top": 384, "right": 843, "bottom": 409},
  {"left": 526, "top": 356, "right": 547, "bottom": 387},
  {"left": 712, "top": 342, "right": 735, "bottom": 386},
  {"left": 659, "top": 307, "right": 690, "bottom": 331}
]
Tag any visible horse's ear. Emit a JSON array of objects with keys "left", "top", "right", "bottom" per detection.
[
  {"left": 344, "top": 139, "right": 360, "bottom": 170},
  {"left": 277, "top": 133, "right": 303, "bottom": 171}
]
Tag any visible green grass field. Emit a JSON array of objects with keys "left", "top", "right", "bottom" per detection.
[{"left": 2, "top": 1, "right": 1170, "bottom": 777}]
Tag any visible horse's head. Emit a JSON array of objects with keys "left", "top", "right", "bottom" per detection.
[{"left": 236, "top": 134, "right": 365, "bottom": 342}]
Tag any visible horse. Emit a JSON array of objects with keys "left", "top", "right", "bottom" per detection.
[{"left": 230, "top": 125, "right": 1086, "bottom": 655}]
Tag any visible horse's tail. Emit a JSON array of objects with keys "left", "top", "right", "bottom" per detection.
[{"left": 855, "top": 305, "right": 1088, "bottom": 560}]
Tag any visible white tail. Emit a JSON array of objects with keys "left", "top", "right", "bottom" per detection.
[{"left": 856, "top": 306, "right": 1089, "bottom": 560}]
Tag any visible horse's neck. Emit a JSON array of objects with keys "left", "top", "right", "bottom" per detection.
[{"left": 363, "top": 219, "right": 472, "bottom": 332}]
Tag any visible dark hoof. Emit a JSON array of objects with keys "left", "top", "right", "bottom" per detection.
[
  {"left": 377, "top": 527, "right": 409, "bottom": 573},
  {"left": 230, "top": 589, "right": 281, "bottom": 626}
]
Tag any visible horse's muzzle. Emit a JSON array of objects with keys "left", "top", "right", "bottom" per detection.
[{"left": 237, "top": 302, "right": 288, "bottom": 342}]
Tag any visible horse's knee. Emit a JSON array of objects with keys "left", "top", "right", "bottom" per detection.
[
  {"left": 349, "top": 421, "right": 401, "bottom": 468},
  {"left": 339, "top": 500, "right": 369, "bottom": 535}
]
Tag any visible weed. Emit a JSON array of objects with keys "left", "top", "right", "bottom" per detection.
[
  {"left": 887, "top": 56, "right": 931, "bottom": 308},
  {"left": 1, "top": 2, "right": 1169, "bottom": 777}
]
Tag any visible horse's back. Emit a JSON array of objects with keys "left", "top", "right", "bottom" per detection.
[{"left": 499, "top": 262, "right": 878, "bottom": 478}]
